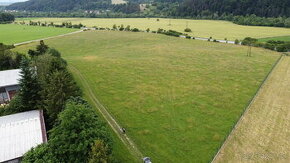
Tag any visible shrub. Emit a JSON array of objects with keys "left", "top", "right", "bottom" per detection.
[
  {"left": 146, "top": 28, "right": 150, "bottom": 32},
  {"left": 276, "top": 45, "right": 288, "bottom": 52},
  {"left": 235, "top": 39, "right": 240, "bottom": 44},
  {"left": 184, "top": 28, "right": 192, "bottom": 32},
  {"left": 186, "top": 36, "right": 191, "bottom": 39},
  {"left": 131, "top": 28, "right": 139, "bottom": 32}
]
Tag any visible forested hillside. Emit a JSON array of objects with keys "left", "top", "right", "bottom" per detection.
[
  {"left": 176, "top": 0, "right": 290, "bottom": 17},
  {"left": 7, "top": 0, "right": 111, "bottom": 12},
  {"left": 6, "top": 0, "right": 290, "bottom": 18}
]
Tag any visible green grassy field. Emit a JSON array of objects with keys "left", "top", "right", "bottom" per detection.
[
  {"left": 15, "top": 31, "right": 280, "bottom": 162},
  {"left": 17, "top": 17, "right": 290, "bottom": 40},
  {"left": 258, "top": 35, "right": 290, "bottom": 42},
  {"left": 0, "top": 24, "right": 78, "bottom": 45}
]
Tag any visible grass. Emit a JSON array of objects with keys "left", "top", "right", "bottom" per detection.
[
  {"left": 0, "top": 24, "right": 78, "bottom": 45},
  {"left": 258, "top": 35, "right": 290, "bottom": 42},
  {"left": 14, "top": 30, "right": 280, "bottom": 162},
  {"left": 16, "top": 17, "right": 290, "bottom": 40},
  {"left": 214, "top": 56, "right": 290, "bottom": 162}
]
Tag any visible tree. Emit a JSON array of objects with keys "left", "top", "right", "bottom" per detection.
[
  {"left": 42, "top": 70, "right": 80, "bottom": 126},
  {"left": 242, "top": 37, "right": 258, "bottom": 56},
  {"left": 28, "top": 40, "right": 49, "bottom": 57},
  {"left": 125, "top": 25, "right": 130, "bottom": 31},
  {"left": 23, "top": 100, "right": 112, "bottom": 162},
  {"left": 49, "top": 101, "right": 112, "bottom": 162},
  {"left": 88, "top": 140, "right": 111, "bottom": 163},
  {"left": 184, "top": 28, "right": 192, "bottom": 32},
  {"left": 0, "top": 13, "right": 15, "bottom": 23},
  {"left": 17, "top": 57, "right": 40, "bottom": 111}
]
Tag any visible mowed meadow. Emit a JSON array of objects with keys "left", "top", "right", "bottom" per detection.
[
  {"left": 14, "top": 31, "right": 280, "bottom": 162},
  {"left": 17, "top": 17, "right": 290, "bottom": 40},
  {"left": 0, "top": 24, "right": 78, "bottom": 45}
]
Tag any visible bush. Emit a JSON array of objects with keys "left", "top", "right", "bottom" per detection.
[
  {"left": 186, "top": 36, "right": 191, "bottom": 39},
  {"left": 276, "top": 45, "right": 288, "bottom": 52},
  {"left": 235, "top": 39, "right": 240, "bottom": 44},
  {"left": 131, "top": 28, "right": 139, "bottom": 32},
  {"left": 184, "top": 28, "right": 192, "bottom": 32}
]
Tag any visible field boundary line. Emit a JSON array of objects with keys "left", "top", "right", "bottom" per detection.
[
  {"left": 211, "top": 54, "right": 284, "bottom": 163},
  {"left": 68, "top": 65, "right": 143, "bottom": 160},
  {"left": 13, "top": 30, "right": 83, "bottom": 46}
]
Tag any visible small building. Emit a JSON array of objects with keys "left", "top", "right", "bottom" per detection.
[
  {"left": 0, "top": 110, "right": 47, "bottom": 163},
  {"left": 0, "top": 69, "right": 21, "bottom": 104}
]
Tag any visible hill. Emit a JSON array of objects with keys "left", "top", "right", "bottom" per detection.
[
  {"left": 7, "top": 0, "right": 111, "bottom": 12},
  {"left": 176, "top": 0, "right": 290, "bottom": 17},
  {"left": 7, "top": 0, "right": 290, "bottom": 18}
]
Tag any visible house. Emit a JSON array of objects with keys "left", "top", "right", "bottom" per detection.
[
  {"left": 0, "top": 69, "right": 21, "bottom": 104},
  {"left": 0, "top": 110, "right": 47, "bottom": 163}
]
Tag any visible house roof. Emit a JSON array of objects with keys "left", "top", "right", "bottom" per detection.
[
  {"left": 0, "top": 69, "right": 21, "bottom": 88},
  {"left": 0, "top": 110, "right": 47, "bottom": 162}
]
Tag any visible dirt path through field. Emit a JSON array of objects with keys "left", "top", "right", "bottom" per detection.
[
  {"left": 68, "top": 65, "right": 143, "bottom": 160},
  {"left": 213, "top": 55, "right": 290, "bottom": 163},
  {"left": 13, "top": 30, "right": 83, "bottom": 46}
]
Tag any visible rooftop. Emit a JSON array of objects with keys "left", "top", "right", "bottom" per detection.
[
  {"left": 0, "top": 110, "right": 47, "bottom": 162},
  {"left": 0, "top": 69, "right": 21, "bottom": 88}
]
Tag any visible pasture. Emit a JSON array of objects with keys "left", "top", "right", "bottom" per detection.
[
  {"left": 14, "top": 30, "right": 280, "bottom": 162},
  {"left": 0, "top": 24, "right": 78, "bottom": 45},
  {"left": 16, "top": 17, "right": 290, "bottom": 40},
  {"left": 214, "top": 56, "right": 290, "bottom": 163},
  {"left": 258, "top": 35, "right": 290, "bottom": 42}
]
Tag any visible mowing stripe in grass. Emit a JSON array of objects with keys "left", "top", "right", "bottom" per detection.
[
  {"left": 68, "top": 65, "right": 144, "bottom": 160},
  {"left": 211, "top": 54, "right": 284, "bottom": 163}
]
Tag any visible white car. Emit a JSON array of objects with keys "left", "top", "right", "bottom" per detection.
[{"left": 142, "top": 157, "right": 152, "bottom": 163}]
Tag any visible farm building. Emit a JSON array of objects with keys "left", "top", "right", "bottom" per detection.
[
  {"left": 0, "top": 69, "right": 21, "bottom": 104},
  {"left": 0, "top": 110, "right": 47, "bottom": 163}
]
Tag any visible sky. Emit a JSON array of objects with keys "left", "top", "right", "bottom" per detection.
[{"left": 0, "top": 0, "right": 27, "bottom": 2}]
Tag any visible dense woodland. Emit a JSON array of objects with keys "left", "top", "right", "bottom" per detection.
[{"left": 0, "top": 13, "right": 15, "bottom": 23}]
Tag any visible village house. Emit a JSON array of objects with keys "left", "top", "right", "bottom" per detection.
[
  {"left": 0, "top": 69, "right": 21, "bottom": 104},
  {"left": 0, "top": 110, "right": 47, "bottom": 163}
]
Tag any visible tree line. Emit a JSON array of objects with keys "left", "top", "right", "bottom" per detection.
[
  {"left": 0, "top": 13, "right": 15, "bottom": 23},
  {"left": 0, "top": 42, "right": 114, "bottom": 162}
]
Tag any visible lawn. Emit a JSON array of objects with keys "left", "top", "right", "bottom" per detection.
[
  {"left": 214, "top": 56, "right": 290, "bottom": 162},
  {"left": 258, "top": 35, "right": 290, "bottom": 42},
  {"left": 17, "top": 17, "right": 290, "bottom": 40},
  {"left": 0, "top": 24, "right": 78, "bottom": 45},
  {"left": 14, "top": 30, "right": 280, "bottom": 162}
]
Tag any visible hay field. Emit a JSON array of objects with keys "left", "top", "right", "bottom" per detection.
[
  {"left": 214, "top": 56, "right": 290, "bottom": 163},
  {"left": 16, "top": 18, "right": 290, "bottom": 40}
]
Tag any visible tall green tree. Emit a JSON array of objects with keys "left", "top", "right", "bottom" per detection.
[
  {"left": 42, "top": 70, "right": 80, "bottom": 126},
  {"left": 17, "top": 57, "right": 40, "bottom": 111},
  {"left": 23, "top": 100, "right": 112, "bottom": 163}
]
